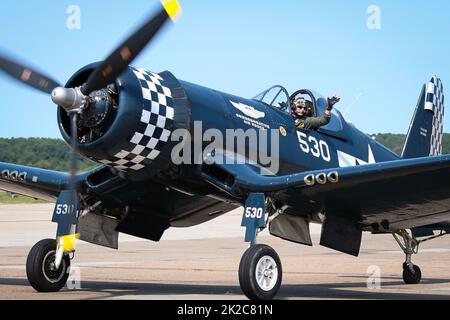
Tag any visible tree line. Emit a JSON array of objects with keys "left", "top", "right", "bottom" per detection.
[
  {"left": 0, "top": 136, "right": 450, "bottom": 172},
  {"left": 0, "top": 138, "right": 95, "bottom": 171},
  {"left": 372, "top": 134, "right": 450, "bottom": 156}
]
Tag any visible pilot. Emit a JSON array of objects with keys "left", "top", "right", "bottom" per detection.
[{"left": 292, "top": 96, "right": 341, "bottom": 130}]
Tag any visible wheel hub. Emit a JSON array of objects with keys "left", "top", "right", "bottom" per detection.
[
  {"left": 49, "top": 261, "right": 57, "bottom": 272},
  {"left": 256, "top": 256, "right": 278, "bottom": 292},
  {"left": 42, "top": 251, "right": 66, "bottom": 284}
]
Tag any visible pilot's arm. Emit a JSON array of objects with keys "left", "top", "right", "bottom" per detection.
[
  {"left": 302, "top": 95, "right": 340, "bottom": 130},
  {"left": 303, "top": 114, "right": 330, "bottom": 130}
]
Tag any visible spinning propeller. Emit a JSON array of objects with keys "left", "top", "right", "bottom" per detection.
[{"left": 0, "top": 0, "right": 181, "bottom": 267}]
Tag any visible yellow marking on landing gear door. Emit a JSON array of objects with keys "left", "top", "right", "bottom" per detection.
[{"left": 58, "top": 234, "right": 80, "bottom": 252}]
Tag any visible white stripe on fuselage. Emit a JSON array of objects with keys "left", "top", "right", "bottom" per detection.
[{"left": 337, "top": 145, "right": 376, "bottom": 168}]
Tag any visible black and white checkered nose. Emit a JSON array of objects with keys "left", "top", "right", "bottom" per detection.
[{"left": 98, "top": 68, "right": 175, "bottom": 171}]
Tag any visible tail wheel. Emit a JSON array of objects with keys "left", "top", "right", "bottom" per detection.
[
  {"left": 239, "top": 244, "right": 282, "bottom": 300},
  {"left": 26, "top": 239, "right": 71, "bottom": 292},
  {"left": 402, "top": 263, "right": 422, "bottom": 285}
]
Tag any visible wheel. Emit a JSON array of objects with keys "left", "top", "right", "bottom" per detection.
[
  {"left": 239, "top": 244, "right": 282, "bottom": 300},
  {"left": 26, "top": 239, "right": 71, "bottom": 292},
  {"left": 402, "top": 263, "right": 422, "bottom": 284}
]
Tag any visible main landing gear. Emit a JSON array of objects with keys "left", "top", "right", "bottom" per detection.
[
  {"left": 26, "top": 239, "right": 71, "bottom": 292},
  {"left": 393, "top": 229, "right": 449, "bottom": 285},
  {"left": 238, "top": 194, "right": 287, "bottom": 300},
  {"left": 26, "top": 190, "right": 79, "bottom": 292},
  {"left": 393, "top": 230, "right": 422, "bottom": 284}
]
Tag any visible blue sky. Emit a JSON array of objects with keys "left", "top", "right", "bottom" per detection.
[{"left": 0, "top": 0, "right": 449, "bottom": 137}]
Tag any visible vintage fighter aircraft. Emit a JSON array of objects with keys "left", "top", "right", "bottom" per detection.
[{"left": 0, "top": 0, "right": 448, "bottom": 300}]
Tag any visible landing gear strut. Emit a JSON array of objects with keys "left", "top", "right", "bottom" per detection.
[
  {"left": 393, "top": 229, "right": 450, "bottom": 285},
  {"left": 393, "top": 230, "right": 421, "bottom": 284},
  {"left": 238, "top": 194, "right": 287, "bottom": 300}
]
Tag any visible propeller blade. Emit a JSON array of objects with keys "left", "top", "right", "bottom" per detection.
[
  {"left": 0, "top": 53, "right": 61, "bottom": 94},
  {"left": 52, "top": 112, "right": 80, "bottom": 266},
  {"left": 81, "top": 0, "right": 181, "bottom": 95},
  {"left": 68, "top": 112, "right": 79, "bottom": 189}
]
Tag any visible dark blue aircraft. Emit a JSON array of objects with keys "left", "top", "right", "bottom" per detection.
[{"left": 0, "top": 1, "right": 448, "bottom": 300}]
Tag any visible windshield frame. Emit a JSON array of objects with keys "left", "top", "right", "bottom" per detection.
[{"left": 252, "top": 85, "right": 290, "bottom": 111}]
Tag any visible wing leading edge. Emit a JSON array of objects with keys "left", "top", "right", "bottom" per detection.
[{"left": 0, "top": 162, "right": 70, "bottom": 202}]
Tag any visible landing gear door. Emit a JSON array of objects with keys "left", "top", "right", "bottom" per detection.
[{"left": 241, "top": 193, "right": 266, "bottom": 245}]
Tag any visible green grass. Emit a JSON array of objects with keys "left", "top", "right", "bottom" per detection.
[{"left": 0, "top": 192, "right": 47, "bottom": 204}]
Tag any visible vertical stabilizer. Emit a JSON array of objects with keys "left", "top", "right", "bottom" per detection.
[{"left": 402, "top": 76, "right": 445, "bottom": 158}]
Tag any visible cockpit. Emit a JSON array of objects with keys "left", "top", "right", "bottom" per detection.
[{"left": 253, "top": 85, "right": 345, "bottom": 133}]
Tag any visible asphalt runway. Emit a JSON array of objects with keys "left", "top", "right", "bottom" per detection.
[{"left": 1, "top": 204, "right": 450, "bottom": 300}]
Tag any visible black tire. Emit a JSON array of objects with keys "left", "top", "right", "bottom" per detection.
[
  {"left": 26, "top": 239, "right": 70, "bottom": 292},
  {"left": 402, "top": 263, "right": 422, "bottom": 285},
  {"left": 239, "top": 244, "right": 282, "bottom": 300}
]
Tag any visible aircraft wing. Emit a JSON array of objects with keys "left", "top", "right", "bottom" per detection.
[
  {"left": 0, "top": 162, "right": 70, "bottom": 202},
  {"left": 210, "top": 155, "right": 450, "bottom": 231}
]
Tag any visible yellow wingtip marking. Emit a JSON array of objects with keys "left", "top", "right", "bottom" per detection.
[
  {"left": 161, "top": 0, "right": 182, "bottom": 21},
  {"left": 58, "top": 233, "right": 80, "bottom": 252}
]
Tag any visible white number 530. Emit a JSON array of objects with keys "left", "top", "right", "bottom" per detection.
[
  {"left": 297, "top": 132, "right": 331, "bottom": 162},
  {"left": 245, "top": 207, "right": 264, "bottom": 219},
  {"left": 56, "top": 204, "right": 75, "bottom": 215}
]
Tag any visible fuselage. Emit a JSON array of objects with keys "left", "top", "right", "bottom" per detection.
[
  {"left": 51, "top": 65, "right": 403, "bottom": 226},
  {"left": 181, "top": 78, "right": 400, "bottom": 174}
]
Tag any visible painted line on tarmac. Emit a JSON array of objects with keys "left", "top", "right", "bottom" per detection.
[{"left": 0, "top": 261, "right": 131, "bottom": 269}]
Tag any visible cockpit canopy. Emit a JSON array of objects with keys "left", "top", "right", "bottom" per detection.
[
  {"left": 253, "top": 85, "right": 290, "bottom": 112},
  {"left": 253, "top": 85, "right": 346, "bottom": 134}
]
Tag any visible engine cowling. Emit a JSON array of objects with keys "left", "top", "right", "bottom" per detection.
[{"left": 58, "top": 63, "right": 189, "bottom": 180}]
